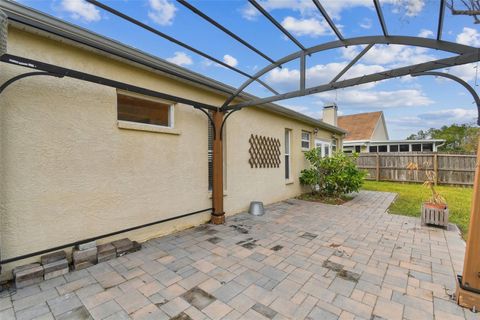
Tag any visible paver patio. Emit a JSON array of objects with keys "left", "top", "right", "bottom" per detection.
[{"left": 0, "top": 191, "right": 477, "bottom": 319}]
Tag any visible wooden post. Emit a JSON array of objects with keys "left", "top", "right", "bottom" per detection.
[
  {"left": 376, "top": 154, "right": 380, "bottom": 181},
  {"left": 211, "top": 110, "right": 225, "bottom": 224},
  {"left": 434, "top": 153, "right": 438, "bottom": 186},
  {"left": 457, "top": 135, "right": 480, "bottom": 309}
]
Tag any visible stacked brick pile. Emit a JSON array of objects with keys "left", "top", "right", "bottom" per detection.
[
  {"left": 41, "top": 251, "right": 69, "bottom": 280},
  {"left": 12, "top": 237, "right": 142, "bottom": 288},
  {"left": 72, "top": 241, "right": 98, "bottom": 270},
  {"left": 13, "top": 263, "right": 44, "bottom": 289}
]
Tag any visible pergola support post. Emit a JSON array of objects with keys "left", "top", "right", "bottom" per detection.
[
  {"left": 211, "top": 110, "right": 225, "bottom": 224},
  {"left": 457, "top": 136, "right": 480, "bottom": 310},
  {"left": 410, "top": 72, "right": 480, "bottom": 310}
]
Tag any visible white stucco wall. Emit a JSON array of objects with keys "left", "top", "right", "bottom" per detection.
[
  {"left": 0, "top": 27, "right": 341, "bottom": 278},
  {"left": 371, "top": 116, "right": 389, "bottom": 141}
]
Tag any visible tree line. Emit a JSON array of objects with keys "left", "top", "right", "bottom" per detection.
[{"left": 407, "top": 123, "right": 479, "bottom": 153}]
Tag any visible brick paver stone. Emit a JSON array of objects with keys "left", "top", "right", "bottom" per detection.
[{"left": 5, "top": 191, "right": 477, "bottom": 320}]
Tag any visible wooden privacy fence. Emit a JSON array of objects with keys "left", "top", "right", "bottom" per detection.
[{"left": 356, "top": 153, "right": 476, "bottom": 186}]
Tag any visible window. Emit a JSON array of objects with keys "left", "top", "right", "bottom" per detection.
[
  {"left": 369, "top": 146, "right": 378, "bottom": 153},
  {"left": 208, "top": 113, "right": 226, "bottom": 190},
  {"left": 390, "top": 145, "right": 399, "bottom": 152},
  {"left": 400, "top": 144, "right": 409, "bottom": 152},
  {"left": 423, "top": 143, "right": 433, "bottom": 152},
  {"left": 355, "top": 146, "right": 361, "bottom": 153},
  {"left": 208, "top": 117, "right": 214, "bottom": 191},
  {"left": 332, "top": 139, "right": 337, "bottom": 153},
  {"left": 412, "top": 144, "right": 421, "bottom": 152},
  {"left": 315, "top": 140, "right": 331, "bottom": 157},
  {"left": 117, "top": 92, "right": 173, "bottom": 127},
  {"left": 301, "top": 131, "right": 311, "bottom": 150},
  {"left": 378, "top": 145, "right": 388, "bottom": 152},
  {"left": 285, "top": 129, "right": 291, "bottom": 180},
  {"left": 324, "top": 144, "right": 330, "bottom": 157}
]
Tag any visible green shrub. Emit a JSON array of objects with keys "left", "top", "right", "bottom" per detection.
[{"left": 299, "top": 150, "right": 366, "bottom": 197}]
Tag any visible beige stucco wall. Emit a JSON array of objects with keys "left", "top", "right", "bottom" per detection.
[{"left": 0, "top": 27, "right": 341, "bottom": 278}]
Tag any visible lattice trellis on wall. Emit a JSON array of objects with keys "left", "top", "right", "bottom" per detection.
[{"left": 248, "top": 134, "right": 281, "bottom": 168}]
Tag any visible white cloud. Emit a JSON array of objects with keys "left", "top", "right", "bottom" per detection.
[
  {"left": 281, "top": 16, "right": 331, "bottom": 37},
  {"left": 360, "top": 18, "right": 372, "bottom": 29},
  {"left": 223, "top": 54, "right": 238, "bottom": 67},
  {"left": 342, "top": 44, "right": 436, "bottom": 68},
  {"left": 418, "top": 29, "right": 434, "bottom": 38},
  {"left": 166, "top": 52, "right": 193, "bottom": 66},
  {"left": 315, "top": 88, "right": 433, "bottom": 108},
  {"left": 447, "top": 63, "right": 478, "bottom": 82},
  {"left": 60, "top": 0, "right": 101, "bottom": 22},
  {"left": 241, "top": 0, "right": 315, "bottom": 20},
  {"left": 403, "top": 0, "right": 425, "bottom": 17},
  {"left": 420, "top": 108, "right": 477, "bottom": 122},
  {"left": 148, "top": 0, "right": 177, "bottom": 26},
  {"left": 240, "top": 0, "right": 423, "bottom": 21},
  {"left": 266, "top": 62, "right": 385, "bottom": 92},
  {"left": 390, "top": 108, "right": 477, "bottom": 128},
  {"left": 456, "top": 27, "right": 480, "bottom": 47},
  {"left": 283, "top": 104, "right": 323, "bottom": 119}
]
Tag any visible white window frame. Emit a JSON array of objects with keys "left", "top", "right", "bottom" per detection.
[
  {"left": 301, "top": 131, "right": 311, "bottom": 151},
  {"left": 285, "top": 129, "right": 291, "bottom": 181},
  {"left": 315, "top": 139, "right": 331, "bottom": 157}
]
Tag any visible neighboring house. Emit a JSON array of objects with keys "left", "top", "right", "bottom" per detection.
[
  {"left": 0, "top": 2, "right": 344, "bottom": 278},
  {"left": 322, "top": 104, "right": 444, "bottom": 153}
]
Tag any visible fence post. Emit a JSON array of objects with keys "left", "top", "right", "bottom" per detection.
[
  {"left": 376, "top": 154, "right": 380, "bottom": 181},
  {"left": 434, "top": 153, "right": 438, "bottom": 186}
]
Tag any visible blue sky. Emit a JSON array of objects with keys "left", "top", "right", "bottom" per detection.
[{"left": 16, "top": 0, "right": 480, "bottom": 139}]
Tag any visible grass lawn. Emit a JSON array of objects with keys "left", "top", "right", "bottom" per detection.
[{"left": 362, "top": 180, "right": 473, "bottom": 237}]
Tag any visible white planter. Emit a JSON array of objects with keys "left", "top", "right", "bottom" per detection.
[{"left": 421, "top": 203, "right": 449, "bottom": 229}]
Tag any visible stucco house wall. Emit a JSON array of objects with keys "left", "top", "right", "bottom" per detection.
[
  {"left": 370, "top": 115, "right": 389, "bottom": 141},
  {"left": 0, "top": 26, "right": 342, "bottom": 278}
]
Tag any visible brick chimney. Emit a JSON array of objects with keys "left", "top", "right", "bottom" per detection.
[{"left": 323, "top": 103, "right": 338, "bottom": 126}]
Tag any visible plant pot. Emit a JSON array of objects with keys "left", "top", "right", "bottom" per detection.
[
  {"left": 421, "top": 203, "right": 449, "bottom": 229},
  {"left": 424, "top": 202, "right": 448, "bottom": 210}
]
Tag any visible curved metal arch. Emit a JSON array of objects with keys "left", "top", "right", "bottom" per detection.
[
  {"left": 411, "top": 71, "right": 480, "bottom": 125},
  {"left": 194, "top": 106, "right": 216, "bottom": 139},
  {"left": 219, "top": 108, "right": 240, "bottom": 140},
  {"left": 220, "top": 35, "right": 479, "bottom": 110},
  {"left": 0, "top": 71, "right": 63, "bottom": 94}
]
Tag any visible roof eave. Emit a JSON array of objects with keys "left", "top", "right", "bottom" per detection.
[{"left": 0, "top": 0, "right": 346, "bottom": 135}]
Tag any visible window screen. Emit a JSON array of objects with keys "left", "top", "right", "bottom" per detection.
[
  {"left": 378, "top": 145, "right": 388, "bottom": 152},
  {"left": 412, "top": 144, "right": 422, "bottom": 152},
  {"left": 301, "top": 131, "right": 310, "bottom": 150},
  {"left": 369, "top": 146, "right": 378, "bottom": 153},
  {"left": 208, "top": 116, "right": 214, "bottom": 191},
  {"left": 423, "top": 143, "right": 433, "bottom": 152},
  {"left": 285, "top": 129, "right": 291, "bottom": 180},
  {"left": 400, "top": 144, "right": 409, "bottom": 152},
  {"left": 117, "top": 93, "right": 171, "bottom": 127},
  {"left": 390, "top": 145, "right": 399, "bottom": 152}
]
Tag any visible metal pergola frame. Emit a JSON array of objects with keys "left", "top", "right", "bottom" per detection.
[{"left": 1, "top": 0, "right": 480, "bottom": 308}]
